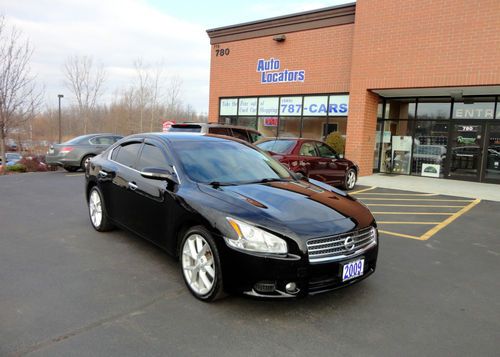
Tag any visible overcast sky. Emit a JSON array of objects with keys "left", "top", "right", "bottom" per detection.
[{"left": 1, "top": 0, "right": 352, "bottom": 114}]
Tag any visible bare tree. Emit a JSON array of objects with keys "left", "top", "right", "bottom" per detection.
[
  {"left": 63, "top": 55, "right": 106, "bottom": 134},
  {"left": 165, "top": 75, "right": 183, "bottom": 120},
  {"left": 134, "top": 58, "right": 150, "bottom": 132},
  {"left": 149, "top": 64, "right": 163, "bottom": 131},
  {"left": 0, "top": 16, "right": 42, "bottom": 173}
]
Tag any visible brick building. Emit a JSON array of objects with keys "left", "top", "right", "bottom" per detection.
[{"left": 206, "top": 0, "right": 500, "bottom": 184}]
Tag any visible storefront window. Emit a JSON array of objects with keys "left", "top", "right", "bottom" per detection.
[
  {"left": 278, "top": 116, "right": 301, "bottom": 137},
  {"left": 374, "top": 122, "right": 382, "bottom": 170},
  {"left": 219, "top": 117, "right": 237, "bottom": 125},
  {"left": 417, "top": 98, "right": 451, "bottom": 119},
  {"left": 257, "top": 117, "right": 278, "bottom": 137},
  {"left": 385, "top": 99, "right": 416, "bottom": 119},
  {"left": 453, "top": 97, "right": 495, "bottom": 119},
  {"left": 303, "top": 96, "right": 328, "bottom": 116},
  {"left": 328, "top": 95, "right": 349, "bottom": 116},
  {"left": 412, "top": 121, "right": 448, "bottom": 177},
  {"left": 302, "top": 117, "right": 328, "bottom": 141},
  {"left": 258, "top": 97, "right": 279, "bottom": 116},
  {"left": 237, "top": 117, "right": 257, "bottom": 129},
  {"left": 380, "top": 120, "right": 413, "bottom": 174},
  {"left": 220, "top": 94, "right": 349, "bottom": 142},
  {"left": 377, "top": 102, "right": 383, "bottom": 119},
  {"left": 279, "top": 97, "right": 302, "bottom": 116},
  {"left": 238, "top": 98, "right": 258, "bottom": 116},
  {"left": 220, "top": 98, "right": 238, "bottom": 116}
]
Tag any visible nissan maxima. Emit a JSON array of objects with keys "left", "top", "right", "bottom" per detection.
[{"left": 85, "top": 133, "right": 378, "bottom": 301}]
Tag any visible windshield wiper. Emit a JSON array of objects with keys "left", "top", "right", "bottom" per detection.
[
  {"left": 253, "top": 178, "right": 289, "bottom": 184},
  {"left": 208, "top": 181, "right": 236, "bottom": 188}
]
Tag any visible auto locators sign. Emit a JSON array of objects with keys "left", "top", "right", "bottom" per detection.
[{"left": 257, "top": 58, "right": 305, "bottom": 84}]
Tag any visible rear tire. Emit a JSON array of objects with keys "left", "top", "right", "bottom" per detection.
[
  {"left": 88, "top": 186, "right": 114, "bottom": 232},
  {"left": 180, "top": 226, "right": 225, "bottom": 302},
  {"left": 81, "top": 155, "right": 95, "bottom": 171},
  {"left": 343, "top": 168, "right": 357, "bottom": 190}
]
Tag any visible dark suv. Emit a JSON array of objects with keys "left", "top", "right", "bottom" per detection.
[{"left": 166, "top": 123, "right": 263, "bottom": 143}]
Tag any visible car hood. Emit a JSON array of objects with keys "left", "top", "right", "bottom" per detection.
[{"left": 197, "top": 180, "right": 374, "bottom": 242}]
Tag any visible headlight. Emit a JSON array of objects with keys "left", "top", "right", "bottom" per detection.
[
  {"left": 371, "top": 226, "right": 378, "bottom": 244},
  {"left": 224, "top": 217, "right": 287, "bottom": 254}
]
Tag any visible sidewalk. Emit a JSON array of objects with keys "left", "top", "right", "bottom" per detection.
[{"left": 357, "top": 173, "right": 500, "bottom": 202}]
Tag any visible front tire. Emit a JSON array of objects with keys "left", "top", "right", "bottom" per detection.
[
  {"left": 343, "top": 168, "right": 357, "bottom": 190},
  {"left": 88, "top": 186, "right": 114, "bottom": 232},
  {"left": 180, "top": 226, "right": 224, "bottom": 302}
]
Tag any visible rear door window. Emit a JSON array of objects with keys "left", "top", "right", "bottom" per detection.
[
  {"left": 136, "top": 143, "right": 168, "bottom": 171},
  {"left": 299, "top": 142, "right": 317, "bottom": 157},
  {"left": 229, "top": 128, "right": 250, "bottom": 142},
  {"left": 90, "top": 136, "right": 115, "bottom": 145},
  {"left": 114, "top": 142, "right": 142, "bottom": 168},
  {"left": 248, "top": 131, "right": 263, "bottom": 143},
  {"left": 315, "top": 142, "right": 337, "bottom": 158},
  {"left": 208, "top": 127, "right": 232, "bottom": 136}
]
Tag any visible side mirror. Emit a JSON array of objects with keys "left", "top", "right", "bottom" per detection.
[{"left": 140, "top": 167, "right": 178, "bottom": 184}]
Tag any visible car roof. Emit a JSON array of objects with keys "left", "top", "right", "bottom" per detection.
[
  {"left": 125, "top": 132, "right": 246, "bottom": 144},
  {"left": 257, "top": 137, "right": 320, "bottom": 143},
  {"left": 170, "top": 122, "right": 260, "bottom": 132}
]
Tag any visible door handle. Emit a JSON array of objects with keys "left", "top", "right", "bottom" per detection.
[{"left": 128, "top": 182, "right": 138, "bottom": 191}]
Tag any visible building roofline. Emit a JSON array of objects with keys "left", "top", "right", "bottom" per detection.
[{"left": 206, "top": 2, "right": 356, "bottom": 45}]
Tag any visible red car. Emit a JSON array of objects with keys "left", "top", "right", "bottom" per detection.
[{"left": 256, "top": 138, "right": 358, "bottom": 190}]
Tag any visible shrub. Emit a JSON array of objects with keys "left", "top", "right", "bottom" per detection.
[
  {"left": 325, "top": 131, "right": 345, "bottom": 155},
  {"left": 6, "top": 163, "right": 27, "bottom": 173},
  {"left": 18, "top": 157, "right": 48, "bottom": 172}
]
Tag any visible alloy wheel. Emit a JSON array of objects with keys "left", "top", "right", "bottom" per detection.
[
  {"left": 89, "top": 190, "right": 103, "bottom": 228},
  {"left": 346, "top": 170, "right": 356, "bottom": 189},
  {"left": 181, "top": 234, "right": 216, "bottom": 296}
]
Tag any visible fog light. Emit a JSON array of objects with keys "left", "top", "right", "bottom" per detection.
[{"left": 285, "top": 282, "right": 298, "bottom": 294}]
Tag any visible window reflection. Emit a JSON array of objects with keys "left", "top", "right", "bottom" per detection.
[
  {"left": 453, "top": 97, "right": 495, "bottom": 119},
  {"left": 417, "top": 98, "right": 451, "bottom": 119}
]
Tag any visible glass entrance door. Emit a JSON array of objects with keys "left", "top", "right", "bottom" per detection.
[
  {"left": 448, "top": 124, "right": 484, "bottom": 180},
  {"left": 483, "top": 124, "right": 500, "bottom": 183}
]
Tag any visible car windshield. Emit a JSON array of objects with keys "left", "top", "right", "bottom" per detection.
[
  {"left": 173, "top": 140, "right": 292, "bottom": 185},
  {"left": 256, "top": 139, "right": 296, "bottom": 154}
]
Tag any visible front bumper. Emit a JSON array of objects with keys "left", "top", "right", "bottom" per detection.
[{"left": 219, "top": 240, "right": 378, "bottom": 298}]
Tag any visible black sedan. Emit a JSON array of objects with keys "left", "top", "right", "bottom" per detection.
[
  {"left": 47, "top": 134, "right": 123, "bottom": 172},
  {"left": 85, "top": 133, "right": 378, "bottom": 301}
]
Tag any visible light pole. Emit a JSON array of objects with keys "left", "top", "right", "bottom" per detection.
[{"left": 58, "top": 94, "right": 64, "bottom": 143}]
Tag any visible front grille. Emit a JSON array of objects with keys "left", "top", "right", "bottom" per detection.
[{"left": 306, "top": 226, "right": 376, "bottom": 263}]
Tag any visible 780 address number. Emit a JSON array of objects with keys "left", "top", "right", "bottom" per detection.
[{"left": 215, "top": 48, "right": 230, "bottom": 57}]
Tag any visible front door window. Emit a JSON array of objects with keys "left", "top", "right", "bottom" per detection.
[
  {"left": 484, "top": 124, "right": 500, "bottom": 181},
  {"left": 449, "top": 124, "right": 483, "bottom": 179}
]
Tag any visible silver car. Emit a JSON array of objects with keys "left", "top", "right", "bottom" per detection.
[{"left": 46, "top": 134, "right": 123, "bottom": 172}]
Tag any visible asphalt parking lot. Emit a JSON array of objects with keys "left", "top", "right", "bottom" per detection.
[{"left": 1, "top": 172, "right": 499, "bottom": 356}]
